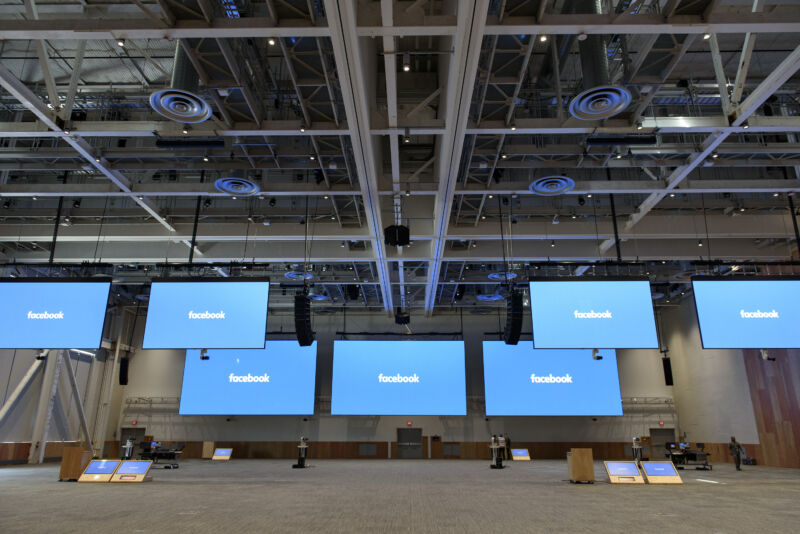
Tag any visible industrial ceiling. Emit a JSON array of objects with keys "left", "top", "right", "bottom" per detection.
[{"left": 1, "top": 0, "right": 799, "bottom": 312}]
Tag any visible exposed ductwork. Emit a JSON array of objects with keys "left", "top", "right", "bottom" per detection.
[
  {"left": 568, "top": 0, "right": 631, "bottom": 120},
  {"left": 150, "top": 41, "right": 212, "bottom": 123}
]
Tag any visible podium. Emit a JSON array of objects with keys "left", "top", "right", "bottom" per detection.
[
  {"left": 59, "top": 446, "right": 92, "bottom": 481},
  {"left": 567, "top": 448, "right": 595, "bottom": 483}
]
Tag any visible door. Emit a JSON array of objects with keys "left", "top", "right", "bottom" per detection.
[
  {"left": 650, "top": 428, "right": 676, "bottom": 460},
  {"left": 396, "top": 428, "right": 423, "bottom": 459}
]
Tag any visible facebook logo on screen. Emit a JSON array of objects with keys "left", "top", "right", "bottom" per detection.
[
  {"left": 142, "top": 281, "right": 269, "bottom": 349},
  {"left": 331, "top": 341, "right": 466, "bottom": 415},
  {"left": 0, "top": 282, "right": 110, "bottom": 349},
  {"left": 692, "top": 279, "right": 800, "bottom": 348},
  {"left": 482, "top": 342, "right": 623, "bottom": 416},
  {"left": 529, "top": 280, "right": 658, "bottom": 349},
  {"left": 179, "top": 341, "right": 317, "bottom": 415}
]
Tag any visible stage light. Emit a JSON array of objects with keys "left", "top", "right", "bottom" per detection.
[
  {"left": 697, "top": 240, "right": 703, "bottom": 247},
  {"left": 269, "top": 198, "right": 276, "bottom": 207},
  {"left": 402, "top": 53, "right": 411, "bottom": 72},
  {"left": 268, "top": 38, "right": 276, "bottom": 46},
  {"left": 703, "top": 33, "right": 711, "bottom": 40},
  {"left": 550, "top": 240, "right": 555, "bottom": 248},
  {"left": 117, "top": 39, "right": 126, "bottom": 47},
  {"left": 539, "top": 35, "right": 547, "bottom": 42}
]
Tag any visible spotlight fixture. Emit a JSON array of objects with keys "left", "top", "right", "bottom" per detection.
[
  {"left": 405, "top": 190, "right": 411, "bottom": 197},
  {"left": 539, "top": 35, "right": 548, "bottom": 42},
  {"left": 578, "top": 196, "right": 585, "bottom": 206},
  {"left": 552, "top": 214, "right": 559, "bottom": 225},
  {"left": 697, "top": 239, "right": 703, "bottom": 247},
  {"left": 137, "top": 195, "right": 143, "bottom": 200},
  {"left": 182, "top": 126, "right": 189, "bottom": 135},
  {"left": 300, "top": 125, "right": 306, "bottom": 133},
  {"left": 32, "top": 196, "right": 38, "bottom": 201},
  {"left": 510, "top": 123, "right": 517, "bottom": 131},
  {"left": 63, "top": 128, "right": 70, "bottom": 135},
  {"left": 742, "top": 123, "right": 750, "bottom": 130},
  {"left": 501, "top": 153, "right": 508, "bottom": 159},
  {"left": 571, "top": 213, "right": 577, "bottom": 219},
  {"left": 592, "top": 348, "right": 603, "bottom": 361},
  {"left": 268, "top": 38, "right": 276, "bottom": 46},
  {"left": 403, "top": 127, "right": 411, "bottom": 144},
  {"left": 703, "top": 33, "right": 711, "bottom": 40},
  {"left": 636, "top": 121, "right": 643, "bottom": 130},
  {"left": 323, "top": 195, "right": 329, "bottom": 199},
  {"left": 586, "top": 194, "right": 592, "bottom": 198},
  {"left": 711, "top": 152, "right": 719, "bottom": 159},
  {"left": 203, "top": 155, "right": 209, "bottom": 162},
  {"left": 481, "top": 215, "right": 486, "bottom": 220},
  {"left": 269, "top": 198, "right": 276, "bottom": 207},
  {"left": 72, "top": 199, "right": 81, "bottom": 208},
  {"left": 488, "top": 194, "right": 493, "bottom": 199},
  {"left": 402, "top": 52, "right": 411, "bottom": 72},
  {"left": 550, "top": 240, "right": 555, "bottom": 248},
  {"left": 95, "top": 157, "right": 101, "bottom": 163},
  {"left": 669, "top": 193, "right": 676, "bottom": 198},
  {"left": 117, "top": 38, "right": 126, "bottom": 47},
  {"left": 203, "top": 199, "right": 212, "bottom": 208},
  {"left": 310, "top": 155, "right": 315, "bottom": 161},
  {"left": 615, "top": 153, "right": 622, "bottom": 159},
  {"left": 739, "top": 207, "right": 746, "bottom": 212},
  {"left": 773, "top": 192, "right": 780, "bottom": 197}
]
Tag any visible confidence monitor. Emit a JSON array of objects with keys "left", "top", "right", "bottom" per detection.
[
  {"left": 331, "top": 340, "right": 466, "bottom": 416},
  {"left": 529, "top": 278, "right": 658, "bottom": 349},
  {"left": 692, "top": 277, "right": 800, "bottom": 348},
  {"left": 180, "top": 341, "right": 317, "bottom": 415},
  {"left": 110, "top": 460, "right": 153, "bottom": 483},
  {"left": 482, "top": 342, "right": 623, "bottom": 416},
  {"left": 604, "top": 461, "right": 644, "bottom": 484},
  {"left": 142, "top": 279, "right": 269, "bottom": 349},
  {"left": 0, "top": 280, "right": 111, "bottom": 349},
  {"left": 212, "top": 448, "right": 233, "bottom": 460},
  {"left": 78, "top": 459, "right": 120, "bottom": 482},
  {"left": 641, "top": 461, "right": 683, "bottom": 484}
]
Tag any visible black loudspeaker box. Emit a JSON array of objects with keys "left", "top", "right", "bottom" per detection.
[
  {"left": 504, "top": 290, "right": 523, "bottom": 345},
  {"left": 662, "top": 357, "right": 674, "bottom": 386},
  {"left": 294, "top": 294, "right": 315, "bottom": 346},
  {"left": 384, "top": 225, "right": 410, "bottom": 246},
  {"left": 119, "top": 357, "right": 129, "bottom": 386}
]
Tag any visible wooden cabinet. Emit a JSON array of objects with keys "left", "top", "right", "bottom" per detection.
[{"left": 59, "top": 446, "right": 92, "bottom": 481}]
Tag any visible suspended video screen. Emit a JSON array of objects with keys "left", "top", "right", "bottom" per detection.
[
  {"left": 0, "top": 280, "right": 111, "bottom": 349},
  {"left": 179, "top": 341, "right": 317, "bottom": 415},
  {"left": 142, "top": 280, "right": 269, "bottom": 349},
  {"left": 331, "top": 340, "right": 466, "bottom": 416},
  {"left": 482, "top": 342, "right": 622, "bottom": 416},
  {"left": 692, "top": 277, "right": 800, "bottom": 348},
  {"left": 529, "top": 279, "right": 658, "bottom": 349}
]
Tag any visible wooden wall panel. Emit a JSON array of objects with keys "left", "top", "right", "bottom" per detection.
[
  {"left": 743, "top": 349, "right": 800, "bottom": 468},
  {"left": 0, "top": 442, "right": 30, "bottom": 464}
]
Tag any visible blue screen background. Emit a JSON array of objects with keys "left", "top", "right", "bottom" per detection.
[
  {"left": 143, "top": 281, "right": 269, "bottom": 349},
  {"left": 642, "top": 462, "right": 678, "bottom": 476},
  {"left": 0, "top": 282, "right": 110, "bottom": 349},
  {"left": 606, "top": 462, "right": 640, "bottom": 476},
  {"left": 331, "top": 341, "right": 466, "bottom": 415},
  {"left": 693, "top": 280, "right": 800, "bottom": 348},
  {"left": 85, "top": 460, "right": 119, "bottom": 474},
  {"left": 482, "top": 342, "right": 623, "bottom": 416},
  {"left": 179, "top": 341, "right": 317, "bottom": 415},
  {"left": 529, "top": 280, "right": 658, "bottom": 348},
  {"left": 117, "top": 461, "right": 151, "bottom": 475},
  {"left": 214, "top": 448, "right": 233, "bottom": 456}
]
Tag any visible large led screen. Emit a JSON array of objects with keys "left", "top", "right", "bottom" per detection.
[
  {"left": 482, "top": 342, "right": 623, "bottom": 416},
  {"left": 180, "top": 341, "right": 317, "bottom": 415},
  {"left": 331, "top": 340, "right": 466, "bottom": 415},
  {"left": 143, "top": 280, "right": 269, "bottom": 349},
  {"left": 692, "top": 278, "right": 800, "bottom": 348},
  {"left": 529, "top": 279, "right": 658, "bottom": 348},
  {"left": 0, "top": 281, "right": 110, "bottom": 349}
]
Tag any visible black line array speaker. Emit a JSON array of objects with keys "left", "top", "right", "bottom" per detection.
[
  {"left": 662, "top": 357, "right": 674, "bottom": 386},
  {"left": 119, "top": 357, "right": 129, "bottom": 386},
  {"left": 294, "top": 294, "right": 315, "bottom": 346},
  {"left": 503, "top": 290, "right": 523, "bottom": 345},
  {"left": 384, "top": 225, "right": 410, "bottom": 247}
]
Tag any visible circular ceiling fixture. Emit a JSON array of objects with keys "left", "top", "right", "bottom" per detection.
[
  {"left": 568, "top": 85, "right": 631, "bottom": 120},
  {"left": 529, "top": 176, "right": 575, "bottom": 196},
  {"left": 284, "top": 271, "right": 313, "bottom": 281},
  {"left": 488, "top": 272, "right": 517, "bottom": 281},
  {"left": 476, "top": 293, "right": 504, "bottom": 302},
  {"left": 149, "top": 89, "right": 212, "bottom": 123},
  {"left": 214, "top": 177, "right": 261, "bottom": 197}
]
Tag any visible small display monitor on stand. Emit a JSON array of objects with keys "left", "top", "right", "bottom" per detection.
[
  {"left": 212, "top": 448, "right": 233, "bottom": 460},
  {"left": 641, "top": 461, "right": 683, "bottom": 484},
  {"left": 511, "top": 449, "right": 531, "bottom": 461},
  {"left": 110, "top": 460, "right": 153, "bottom": 483},
  {"left": 604, "top": 461, "right": 645, "bottom": 484},
  {"left": 78, "top": 459, "right": 121, "bottom": 482}
]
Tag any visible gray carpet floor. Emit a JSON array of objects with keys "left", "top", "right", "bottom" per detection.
[{"left": 1, "top": 459, "right": 799, "bottom": 533}]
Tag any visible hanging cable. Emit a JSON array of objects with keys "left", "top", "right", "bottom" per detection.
[{"left": 497, "top": 196, "right": 510, "bottom": 291}]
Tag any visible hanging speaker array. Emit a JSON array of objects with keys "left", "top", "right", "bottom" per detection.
[
  {"left": 294, "top": 294, "right": 314, "bottom": 346},
  {"left": 504, "top": 290, "right": 523, "bottom": 345}
]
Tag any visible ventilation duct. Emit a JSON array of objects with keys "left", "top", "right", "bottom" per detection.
[
  {"left": 150, "top": 41, "right": 212, "bottom": 123},
  {"left": 568, "top": 0, "right": 631, "bottom": 120}
]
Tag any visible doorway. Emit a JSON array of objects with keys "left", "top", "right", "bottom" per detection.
[
  {"left": 649, "top": 427, "right": 676, "bottom": 460},
  {"left": 396, "top": 428, "right": 423, "bottom": 459}
]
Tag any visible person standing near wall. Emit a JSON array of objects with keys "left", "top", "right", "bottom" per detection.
[
  {"left": 504, "top": 433, "right": 512, "bottom": 460},
  {"left": 729, "top": 436, "right": 745, "bottom": 471}
]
